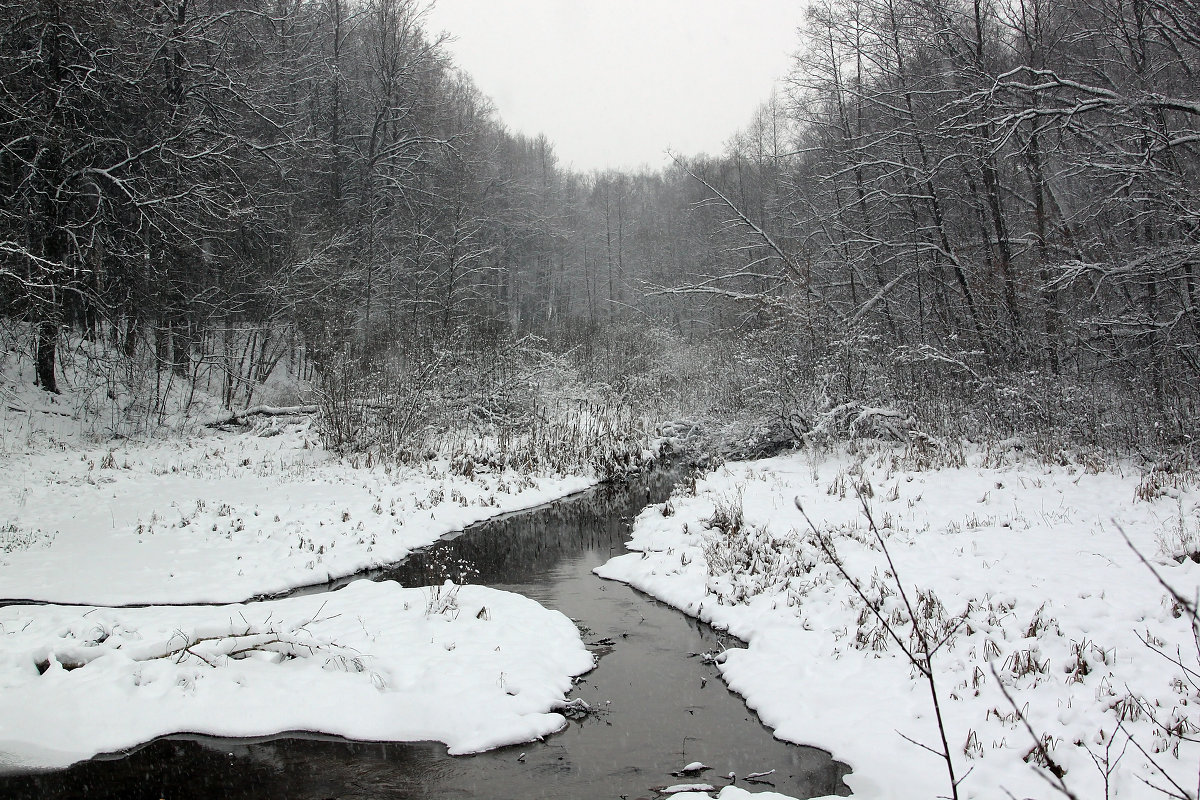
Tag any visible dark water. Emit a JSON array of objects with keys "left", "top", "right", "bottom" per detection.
[{"left": 0, "top": 469, "right": 849, "bottom": 800}]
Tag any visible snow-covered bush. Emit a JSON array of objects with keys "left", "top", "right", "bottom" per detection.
[
  {"left": 698, "top": 487, "right": 820, "bottom": 605},
  {"left": 0, "top": 522, "right": 54, "bottom": 554},
  {"left": 314, "top": 334, "right": 657, "bottom": 478},
  {"left": 1156, "top": 504, "right": 1200, "bottom": 564}
]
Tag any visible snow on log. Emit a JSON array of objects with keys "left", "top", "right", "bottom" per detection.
[
  {"left": 659, "top": 784, "right": 716, "bottom": 794},
  {"left": 205, "top": 404, "right": 319, "bottom": 427}
]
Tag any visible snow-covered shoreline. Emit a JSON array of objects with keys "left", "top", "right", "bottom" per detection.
[
  {"left": 0, "top": 417, "right": 617, "bottom": 776},
  {"left": 0, "top": 421, "right": 595, "bottom": 605},
  {"left": 597, "top": 446, "right": 1200, "bottom": 799},
  {"left": 0, "top": 579, "right": 593, "bottom": 772}
]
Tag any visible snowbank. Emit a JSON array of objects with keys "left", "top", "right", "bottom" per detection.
[
  {"left": 0, "top": 422, "right": 593, "bottom": 604},
  {"left": 672, "top": 788, "right": 810, "bottom": 800},
  {"left": 597, "top": 447, "right": 1200, "bottom": 799},
  {"left": 0, "top": 579, "right": 592, "bottom": 772}
]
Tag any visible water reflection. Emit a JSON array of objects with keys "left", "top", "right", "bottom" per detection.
[{"left": 0, "top": 467, "right": 849, "bottom": 800}]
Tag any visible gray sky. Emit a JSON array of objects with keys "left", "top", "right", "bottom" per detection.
[{"left": 423, "top": 1, "right": 806, "bottom": 173}]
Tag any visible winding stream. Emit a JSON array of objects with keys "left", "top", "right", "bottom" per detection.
[{"left": 0, "top": 467, "right": 849, "bottom": 799}]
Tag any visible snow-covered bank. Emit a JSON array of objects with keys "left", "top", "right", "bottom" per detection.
[
  {"left": 0, "top": 421, "right": 593, "bottom": 604},
  {"left": 0, "top": 579, "right": 592, "bottom": 772},
  {"left": 673, "top": 788, "right": 809, "bottom": 800},
  {"left": 597, "top": 447, "right": 1200, "bottom": 799}
]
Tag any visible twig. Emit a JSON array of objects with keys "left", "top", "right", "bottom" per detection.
[
  {"left": 1116, "top": 720, "right": 1193, "bottom": 800},
  {"left": 989, "top": 663, "right": 1081, "bottom": 800},
  {"left": 798, "top": 490, "right": 961, "bottom": 800}
]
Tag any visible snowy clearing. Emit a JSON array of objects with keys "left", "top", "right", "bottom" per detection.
[
  {"left": 0, "top": 421, "right": 593, "bottom": 605},
  {"left": 597, "top": 446, "right": 1200, "bottom": 799},
  {"left": 0, "top": 579, "right": 592, "bottom": 772}
]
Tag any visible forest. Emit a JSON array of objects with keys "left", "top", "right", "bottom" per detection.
[
  {"left": 4, "top": 3, "right": 1200, "bottom": 799},
  {"left": 3, "top": 0, "right": 1199, "bottom": 458}
]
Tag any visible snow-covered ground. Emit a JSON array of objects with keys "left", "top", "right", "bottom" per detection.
[
  {"left": 0, "top": 419, "right": 592, "bottom": 605},
  {"left": 598, "top": 445, "right": 1200, "bottom": 799},
  {"left": 10, "top": 334, "right": 1196, "bottom": 799},
  {"left": 0, "top": 578, "right": 592, "bottom": 771},
  {"left": 0, "top": 391, "right": 605, "bottom": 774}
]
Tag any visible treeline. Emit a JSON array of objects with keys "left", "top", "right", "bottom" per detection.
[
  {"left": 4, "top": 0, "right": 1197, "bottom": 451},
  {"left": 674, "top": 0, "right": 1200, "bottom": 448},
  {"left": 0, "top": 0, "right": 708, "bottom": 408}
]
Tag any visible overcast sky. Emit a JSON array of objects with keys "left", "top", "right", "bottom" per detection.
[{"left": 423, "top": 1, "right": 807, "bottom": 173}]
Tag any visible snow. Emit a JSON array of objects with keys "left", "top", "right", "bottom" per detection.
[
  {"left": 0, "top": 421, "right": 593, "bottom": 605},
  {"left": 0, "top": 331, "right": 247, "bottom": 447},
  {"left": 672, "top": 788, "right": 807, "bottom": 800},
  {"left": 0, "top": 578, "right": 593, "bottom": 772},
  {"left": 662, "top": 783, "right": 717, "bottom": 794},
  {"left": 597, "top": 446, "right": 1200, "bottom": 799},
  {"left": 0, "top": 341, "right": 625, "bottom": 776},
  {"left": 9, "top": 336, "right": 1197, "bottom": 797}
]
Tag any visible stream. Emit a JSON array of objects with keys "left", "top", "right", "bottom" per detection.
[{"left": 0, "top": 467, "right": 849, "bottom": 799}]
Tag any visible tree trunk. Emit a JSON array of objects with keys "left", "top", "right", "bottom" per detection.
[{"left": 35, "top": 321, "right": 59, "bottom": 393}]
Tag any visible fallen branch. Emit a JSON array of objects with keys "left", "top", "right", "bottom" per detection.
[{"left": 801, "top": 401, "right": 916, "bottom": 444}]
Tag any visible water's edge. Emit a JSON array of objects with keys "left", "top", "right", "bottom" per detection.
[{"left": 0, "top": 466, "right": 850, "bottom": 799}]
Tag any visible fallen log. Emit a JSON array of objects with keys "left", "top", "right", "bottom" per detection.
[
  {"left": 205, "top": 404, "right": 319, "bottom": 427},
  {"left": 6, "top": 404, "right": 75, "bottom": 418}
]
